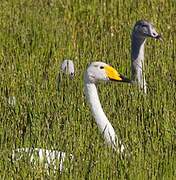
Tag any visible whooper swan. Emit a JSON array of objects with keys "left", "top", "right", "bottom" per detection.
[
  {"left": 84, "top": 62, "right": 131, "bottom": 152},
  {"left": 131, "top": 20, "right": 162, "bottom": 93}
]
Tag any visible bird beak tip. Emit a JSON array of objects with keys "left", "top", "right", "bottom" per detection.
[
  {"left": 120, "top": 74, "right": 131, "bottom": 83},
  {"left": 156, "top": 35, "right": 163, "bottom": 41}
]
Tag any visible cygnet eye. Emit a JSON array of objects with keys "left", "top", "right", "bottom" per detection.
[
  {"left": 141, "top": 24, "right": 148, "bottom": 28},
  {"left": 100, "top": 66, "right": 104, "bottom": 69}
]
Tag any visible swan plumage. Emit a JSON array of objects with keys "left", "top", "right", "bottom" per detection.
[
  {"left": 61, "top": 59, "right": 74, "bottom": 78},
  {"left": 131, "top": 20, "right": 162, "bottom": 93},
  {"left": 84, "top": 62, "right": 130, "bottom": 151}
]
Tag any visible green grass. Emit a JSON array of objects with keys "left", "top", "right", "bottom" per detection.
[{"left": 0, "top": 0, "right": 176, "bottom": 179}]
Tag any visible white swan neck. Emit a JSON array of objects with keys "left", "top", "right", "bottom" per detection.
[{"left": 84, "top": 81, "right": 116, "bottom": 147}]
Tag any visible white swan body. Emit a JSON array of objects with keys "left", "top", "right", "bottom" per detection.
[
  {"left": 84, "top": 62, "right": 130, "bottom": 152},
  {"left": 12, "top": 148, "right": 73, "bottom": 173},
  {"left": 131, "top": 20, "right": 162, "bottom": 93}
]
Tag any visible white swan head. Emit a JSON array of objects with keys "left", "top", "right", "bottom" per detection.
[
  {"left": 61, "top": 59, "right": 74, "bottom": 78},
  {"left": 133, "top": 20, "right": 162, "bottom": 40},
  {"left": 84, "top": 62, "right": 131, "bottom": 84}
]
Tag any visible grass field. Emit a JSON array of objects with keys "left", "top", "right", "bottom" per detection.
[{"left": 0, "top": 0, "right": 176, "bottom": 179}]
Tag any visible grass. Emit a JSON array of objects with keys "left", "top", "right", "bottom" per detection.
[{"left": 0, "top": 0, "right": 176, "bottom": 179}]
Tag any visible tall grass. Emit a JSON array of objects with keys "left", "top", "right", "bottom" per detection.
[{"left": 0, "top": 0, "right": 176, "bottom": 179}]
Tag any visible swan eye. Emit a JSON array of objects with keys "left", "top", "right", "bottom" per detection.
[
  {"left": 141, "top": 24, "right": 148, "bottom": 28},
  {"left": 100, "top": 66, "right": 104, "bottom": 69}
]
